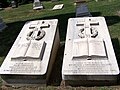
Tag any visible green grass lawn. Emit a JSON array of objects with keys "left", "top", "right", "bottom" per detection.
[{"left": 0, "top": 0, "right": 120, "bottom": 89}]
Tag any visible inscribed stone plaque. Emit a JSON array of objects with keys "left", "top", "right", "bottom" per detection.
[
  {"left": 62, "top": 17, "right": 119, "bottom": 85},
  {"left": 0, "top": 19, "right": 60, "bottom": 85}
]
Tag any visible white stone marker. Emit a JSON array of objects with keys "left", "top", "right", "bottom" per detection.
[
  {"left": 62, "top": 17, "right": 119, "bottom": 86},
  {"left": 52, "top": 4, "right": 64, "bottom": 10},
  {"left": 33, "top": 0, "right": 43, "bottom": 10},
  {"left": 0, "top": 19, "right": 60, "bottom": 85}
]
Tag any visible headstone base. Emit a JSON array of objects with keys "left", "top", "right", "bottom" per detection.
[
  {"left": 1, "top": 75, "right": 47, "bottom": 86},
  {"left": 64, "top": 80, "right": 118, "bottom": 86},
  {"left": 33, "top": 5, "right": 43, "bottom": 10}
]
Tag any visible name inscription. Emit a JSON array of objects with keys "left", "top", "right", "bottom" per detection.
[{"left": 8, "top": 62, "right": 41, "bottom": 73}]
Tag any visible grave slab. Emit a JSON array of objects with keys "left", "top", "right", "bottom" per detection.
[
  {"left": 52, "top": 4, "right": 64, "bottom": 10},
  {"left": 62, "top": 17, "right": 119, "bottom": 86},
  {"left": 0, "top": 19, "right": 60, "bottom": 86}
]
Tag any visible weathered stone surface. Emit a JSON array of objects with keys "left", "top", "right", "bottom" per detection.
[
  {"left": 0, "top": 19, "right": 60, "bottom": 85},
  {"left": 62, "top": 17, "right": 119, "bottom": 86}
]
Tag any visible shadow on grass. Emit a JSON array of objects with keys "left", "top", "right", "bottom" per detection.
[
  {"left": 105, "top": 16, "right": 120, "bottom": 26},
  {"left": 112, "top": 38, "right": 120, "bottom": 67},
  {"left": 48, "top": 43, "right": 65, "bottom": 86},
  {"left": 0, "top": 22, "right": 25, "bottom": 57},
  {"left": 91, "top": 12, "right": 101, "bottom": 17},
  {"left": 86, "top": 13, "right": 120, "bottom": 26},
  {"left": 112, "top": 38, "right": 120, "bottom": 84}
]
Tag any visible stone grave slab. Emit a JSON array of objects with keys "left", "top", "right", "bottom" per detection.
[
  {"left": 62, "top": 17, "right": 119, "bottom": 86},
  {"left": 52, "top": 4, "right": 64, "bottom": 10},
  {"left": 0, "top": 19, "right": 60, "bottom": 86}
]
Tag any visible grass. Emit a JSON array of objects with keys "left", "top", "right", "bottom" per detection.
[
  {"left": 0, "top": 0, "right": 75, "bottom": 23},
  {"left": 0, "top": 0, "right": 120, "bottom": 89}
]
